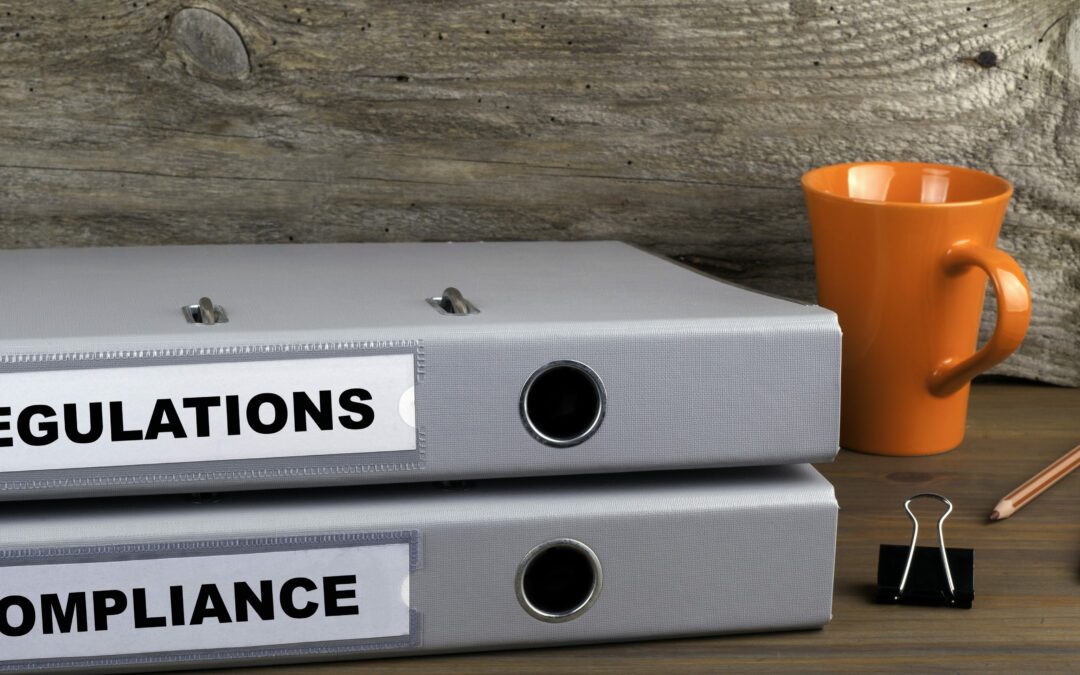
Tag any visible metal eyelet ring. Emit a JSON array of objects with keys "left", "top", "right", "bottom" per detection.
[{"left": 515, "top": 538, "right": 603, "bottom": 622}]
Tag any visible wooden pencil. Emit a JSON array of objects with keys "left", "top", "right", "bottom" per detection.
[{"left": 990, "top": 443, "right": 1080, "bottom": 520}]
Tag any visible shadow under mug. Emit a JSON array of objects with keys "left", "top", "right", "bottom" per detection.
[{"left": 802, "top": 162, "right": 1031, "bottom": 456}]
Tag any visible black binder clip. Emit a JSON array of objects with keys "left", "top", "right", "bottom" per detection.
[{"left": 876, "top": 493, "right": 974, "bottom": 608}]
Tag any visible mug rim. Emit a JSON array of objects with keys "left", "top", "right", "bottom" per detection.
[{"left": 801, "top": 161, "right": 1013, "bottom": 208}]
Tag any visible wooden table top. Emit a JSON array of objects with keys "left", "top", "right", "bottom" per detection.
[{"left": 211, "top": 382, "right": 1080, "bottom": 673}]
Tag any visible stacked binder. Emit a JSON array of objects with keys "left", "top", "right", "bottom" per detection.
[{"left": 0, "top": 241, "right": 841, "bottom": 671}]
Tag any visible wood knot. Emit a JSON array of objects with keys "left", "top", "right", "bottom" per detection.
[
  {"left": 975, "top": 50, "right": 997, "bottom": 68},
  {"left": 170, "top": 8, "right": 250, "bottom": 79}
]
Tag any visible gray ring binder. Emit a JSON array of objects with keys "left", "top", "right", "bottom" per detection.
[
  {"left": 0, "top": 241, "right": 841, "bottom": 500},
  {"left": 0, "top": 466, "right": 839, "bottom": 669}
]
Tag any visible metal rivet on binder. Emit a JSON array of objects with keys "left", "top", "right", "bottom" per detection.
[
  {"left": 876, "top": 493, "right": 974, "bottom": 608},
  {"left": 426, "top": 287, "right": 480, "bottom": 316},
  {"left": 183, "top": 297, "right": 229, "bottom": 325}
]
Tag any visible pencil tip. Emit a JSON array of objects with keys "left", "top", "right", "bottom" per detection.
[{"left": 989, "top": 510, "right": 1000, "bottom": 521}]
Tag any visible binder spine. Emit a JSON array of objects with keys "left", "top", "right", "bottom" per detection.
[
  {"left": 0, "top": 466, "right": 838, "bottom": 670},
  {"left": 0, "top": 316, "right": 838, "bottom": 500},
  {"left": 419, "top": 317, "right": 841, "bottom": 476}
]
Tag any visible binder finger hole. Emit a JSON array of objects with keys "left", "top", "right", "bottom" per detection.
[
  {"left": 515, "top": 539, "right": 602, "bottom": 622},
  {"left": 520, "top": 361, "right": 605, "bottom": 447}
]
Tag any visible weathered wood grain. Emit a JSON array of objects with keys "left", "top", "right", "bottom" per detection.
[
  {"left": 196, "top": 383, "right": 1080, "bottom": 673},
  {"left": 0, "top": 1, "right": 1077, "bottom": 383}
]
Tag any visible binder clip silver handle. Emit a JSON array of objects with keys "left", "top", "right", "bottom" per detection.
[
  {"left": 898, "top": 493, "right": 955, "bottom": 598},
  {"left": 876, "top": 494, "right": 972, "bottom": 607}
]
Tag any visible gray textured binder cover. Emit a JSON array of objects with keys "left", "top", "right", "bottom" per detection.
[
  {"left": 0, "top": 464, "right": 838, "bottom": 672},
  {"left": 0, "top": 242, "right": 840, "bottom": 499}
]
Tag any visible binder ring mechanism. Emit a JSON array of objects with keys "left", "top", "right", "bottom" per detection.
[
  {"left": 427, "top": 287, "right": 480, "bottom": 316},
  {"left": 876, "top": 493, "right": 974, "bottom": 608},
  {"left": 182, "top": 297, "right": 229, "bottom": 325}
]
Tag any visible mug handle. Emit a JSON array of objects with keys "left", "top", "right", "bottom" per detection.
[{"left": 928, "top": 242, "right": 1031, "bottom": 397}]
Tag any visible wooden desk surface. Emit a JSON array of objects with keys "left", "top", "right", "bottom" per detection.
[{"left": 211, "top": 382, "right": 1080, "bottom": 673}]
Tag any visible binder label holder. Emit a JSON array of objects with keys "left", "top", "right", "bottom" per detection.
[
  {"left": 0, "top": 346, "right": 419, "bottom": 473},
  {"left": 0, "top": 532, "right": 420, "bottom": 669}
]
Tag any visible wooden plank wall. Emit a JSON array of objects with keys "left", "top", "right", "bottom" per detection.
[{"left": 0, "top": 1, "right": 1077, "bottom": 384}]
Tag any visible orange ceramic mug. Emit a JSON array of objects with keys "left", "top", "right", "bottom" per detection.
[{"left": 802, "top": 162, "right": 1031, "bottom": 456}]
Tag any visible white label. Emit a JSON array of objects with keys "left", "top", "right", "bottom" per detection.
[
  {"left": 0, "top": 542, "right": 412, "bottom": 661},
  {"left": 0, "top": 354, "right": 417, "bottom": 472}
]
